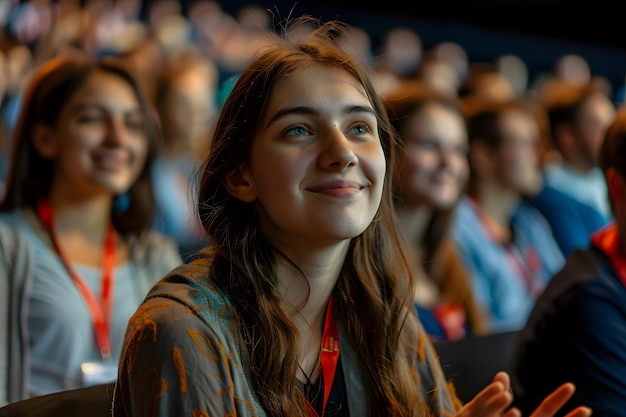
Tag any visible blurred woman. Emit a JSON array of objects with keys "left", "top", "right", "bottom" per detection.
[
  {"left": 385, "top": 81, "right": 490, "bottom": 340},
  {"left": 0, "top": 53, "right": 181, "bottom": 403}
]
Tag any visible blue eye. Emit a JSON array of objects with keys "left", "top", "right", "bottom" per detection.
[
  {"left": 286, "top": 125, "right": 310, "bottom": 136},
  {"left": 351, "top": 124, "right": 367, "bottom": 134},
  {"left": 349, "top": 122, "right": 375, "bottom": 137}
]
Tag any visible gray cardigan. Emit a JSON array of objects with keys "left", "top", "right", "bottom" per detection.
[{"left": 0, "top": 213, "right": 183, "bottom": 405}]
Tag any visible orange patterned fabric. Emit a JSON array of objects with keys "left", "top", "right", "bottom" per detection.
[{"left": 112, "top": 259, "right": 461, "bottom": 416}]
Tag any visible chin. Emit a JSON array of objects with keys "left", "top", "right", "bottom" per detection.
[
  {"left": 96, "top": 182, "right": 133, "bottom": 196},
  {"left": 328, "top": 222, "right": 373, "bottom": 241},
  {"left": 429, "top": 194, "right": 459, "bottom": 210}
]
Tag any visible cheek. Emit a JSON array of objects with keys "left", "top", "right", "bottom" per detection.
[
  {"left": 371, "top": 147, "right": 387, "bottom": 184},
  {"left": 407, "top": 151, "right": 434, "bottom": 176},
  {"left": 250, "top": 150, "right": 304, "bottom": 195},
  {"left": 130, "top": 132, "right": 149, "bottom": 156},
  {"left": 519, "top": 147, "right": 539, "bottom": 169},
  {"left": 453, "top": 156, "right": 470, "bottom": 184}
]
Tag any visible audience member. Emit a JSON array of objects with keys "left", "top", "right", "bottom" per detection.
[
  {"left": 376, "top": 26, "right": 422, "bottom": 80},
  {"left": 495, "top": 54, "right": 528, "bottom": 98},
  {"left": 369, "top": 26, "right": 422, "bottom": 98},
  {"left": 417, "top": 49, "right": 462, "bottom": 98},
  {"left": 152, "top": 47, "right": 218, "bottom": 258},
  {"left": 452, "top": 99, "right": 565, "bottom": 332},
  {"left": 542, "top": 82, "right": 616, "bottom": 219},
  {"left": 459, "top": 63, "right": 515, "bottom": 109},
  {"left": 0, "top": 54, "right": 181, "bottom": 403},
  {"left": 523, "top": 99, "right": 609, "bottom": 257},
  {"left": 113, "top": 19, "right": 589, "bottom": 417},
  {"left": 511, "top": 108, "right": 626, "bottom": 417},
  {"left": 384, "top": 81, "right": 490, "bottom": 340}
]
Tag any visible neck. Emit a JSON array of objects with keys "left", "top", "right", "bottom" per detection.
[
  {"left": 564, "top": 158, "right": 595, "bottom": 175},
  {"left": 395, "top": 204, "right": 432, "bottom": 253},
  {"left": 473, "top": 183, "right": 519, "bottom": 240},
  {"left": 275, "top": 239, "right": 348, "bottom": 380},
  {"left": 277, "top": 241, "right": 349, "bottom": 323},
  {"left": 47, "top": 185, "right": 114, "bottom": 245}
]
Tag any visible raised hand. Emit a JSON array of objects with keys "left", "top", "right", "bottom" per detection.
[
  {"left": 454, "top": 372, "right": 592, "bottom": 417},
  {"left": 529, "top": 382, "right": 591, "bottom": 417}
]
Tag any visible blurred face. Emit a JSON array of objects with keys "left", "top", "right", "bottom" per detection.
[
  {"left": 397, "top": 103, "right": 468, "bottom": 209},
  {"left": 160, "top": 65, "right": 216, "bottom": 153},
  {"left": 494, "top": 109, "right": 542, "bottom": 195},
  {"left": 575, "top": 93, "right": 616, "bottom": 166},
  {"left": 239, "top": 65, "right": 386, "bottom": 249},
  {"left": 41, "top": 70, "right": 148, "bottom": 199}
]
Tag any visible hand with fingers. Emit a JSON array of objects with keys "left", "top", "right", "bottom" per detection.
[{"left": 454, "top": 372, "right": 592, "bottom": 417}]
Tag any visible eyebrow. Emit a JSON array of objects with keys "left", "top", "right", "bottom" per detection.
[
  {"left": 68, "top": 102, "right": 143, "bottom": 115},
  {"left": 265, "top": 104, "right": 376, "bottom": 128}
]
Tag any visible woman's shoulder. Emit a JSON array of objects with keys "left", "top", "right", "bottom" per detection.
[
  {"left": 0, "top": 209, "right": 41, "bottom": 252},
  {"left": 0, "top": 209, "right": 34, "bottom": 232},
  {"left": 144, "top": 257, "right": 233, "bottom": 319}
]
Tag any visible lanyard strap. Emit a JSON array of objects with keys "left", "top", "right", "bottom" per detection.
[
  {"left": 36, "top": 199, "right": 117, "bottom": 362},
  {"left": 468, "top": 197, "right": 541, "bottom": 295},
  {"left": 591, "top": 222, "right": 626, "bottom": 287},
  {"left": 305, "top": 296, "right": 340, "bottom": 417}
]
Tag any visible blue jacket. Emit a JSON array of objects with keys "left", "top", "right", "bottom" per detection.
[{"left": 526, "top": 184, "right": 609, "bottom": 257}]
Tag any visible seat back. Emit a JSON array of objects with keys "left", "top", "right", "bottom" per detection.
[
  {"left": 0, "top": 383, "right": 114, "bottom": 417},
  {"left": 434, "top": 330, "right": 520, "bottom": 403}
]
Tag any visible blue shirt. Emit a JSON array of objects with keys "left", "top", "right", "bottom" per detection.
[{"left": 451, "top": 197, "right": 565, "bottom": 331}]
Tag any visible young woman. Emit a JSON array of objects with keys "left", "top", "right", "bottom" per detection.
[
  {"left": 0, "top": 53, "right": 182, "bottom": 403},
  {"left": 113, "top": 19, "right": 591, "bottom": 417},
  {"left": 384, "top": 82, "right": 490, "bottom": 340}
]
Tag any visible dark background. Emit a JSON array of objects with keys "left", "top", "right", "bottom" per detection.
[
  {"left": 194, "top": 0, "right": 626, "bottom": 95},
  {"left": 316, "top": 0, "right": 626, "bottom": 50}
]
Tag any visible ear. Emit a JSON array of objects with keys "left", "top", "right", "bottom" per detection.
[
  {"left": 224, "top": 166, "right": 257, "bottom": 203},
  {"left": 606, "top": 168, "right": 625, "bottom": 208},
  {"left": 468, "top": 139, "right": 494, "bottom": 179},
  {"left": 32, "top": 124, "right": 58, "bottom": 159}
]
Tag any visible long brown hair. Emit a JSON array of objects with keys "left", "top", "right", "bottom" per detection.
[
  {"left": 0, "top": 53, "right": 159, "bottom": 238},
  {"left": 197, "top": 18, "right": 427, "bottom": 417}
]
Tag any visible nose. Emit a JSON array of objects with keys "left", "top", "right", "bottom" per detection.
[
  {"left": 318, "top": 126, "right": 358, "bottom": 170},
  {"left": 103, "top": 117, "right": 127, "bottom": 147},
  {"left": 438, "top": 145, "right": 457, "bottom": 168}
]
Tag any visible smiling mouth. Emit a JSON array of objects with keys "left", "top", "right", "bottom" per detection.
[
  {"left": 93, "top": 155, "right": 128, "bottom": 171},
  {"left": 93, "top": 152, "right": 128, "bottom": 171},
  {"left": 307, "top": 182, "right": 365, "bottom": 197}
]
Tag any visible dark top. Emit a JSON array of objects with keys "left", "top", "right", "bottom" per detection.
[{"left": 511, "top": 246, "right": 626, "bottom": 417}]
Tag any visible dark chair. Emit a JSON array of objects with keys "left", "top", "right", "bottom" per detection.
[
  {"left": 0, "top": 383, "right": 114, "bottom": 417},
  {"left": 434, "top": 330, "right": 520, "bottom": 403}
]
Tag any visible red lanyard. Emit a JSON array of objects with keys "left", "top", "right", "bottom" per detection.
[
  {"left": 36, "top": 199, "right": 117, "bottom": 362},
  {"left": 305, "top": 296, "right": 340, "bottom": 417},
  {"left": 591, "top": 222, "right": 626, "bottom": 287}
]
